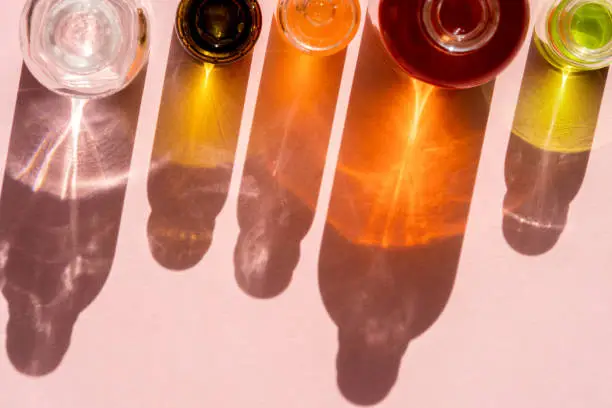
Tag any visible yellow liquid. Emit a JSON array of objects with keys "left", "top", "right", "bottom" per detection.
[
  {"left": 513, "top": 39, "right": 607, "bottom": 153},
  {"left": 276, "top": 0, "right": 361, "bottom": 56}
]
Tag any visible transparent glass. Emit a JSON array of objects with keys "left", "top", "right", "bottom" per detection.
[
  {"left": 421, "top": 0, "right": 500, "bottom": 54},
  {"left": 20, "top": 0, "right": 150, "bottom": 98},
  {"left": 175, "top": 0, "right": 262, "bottom": 64},
  {"left": 368, "top": 0, "right": 530, "bottom": 88},
  {"left": 535, "top": 0, "right": 612, "bottom": 71},
  {"left": 276, "top": 0, "right": 361, "bottom": 56}
]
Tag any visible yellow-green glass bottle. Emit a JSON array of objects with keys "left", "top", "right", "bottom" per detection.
[{"left": 536, "top": 0, "right": 612, "bottom": 71}]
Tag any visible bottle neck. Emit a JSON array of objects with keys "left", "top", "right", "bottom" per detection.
[
  {"left": 541, "top": 0, "right": 612, "bottom": 71},
  {"left": 421, "top": 0, "right": 500, "bottom": 54}
]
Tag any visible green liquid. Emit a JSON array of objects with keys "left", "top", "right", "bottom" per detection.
[
  {"left": 538, "top": 0, "right": 612, "bottom": 70},
  {"left": 570, "top": 3, "right": 612, "bottom": 50}
]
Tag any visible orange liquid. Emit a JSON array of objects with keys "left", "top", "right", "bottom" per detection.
[
  {"left": 276, "top": 0, "right": 360, "bottom": 55},
  {"left": 269, "top": 21, "right": 494, "bottom": 247}
]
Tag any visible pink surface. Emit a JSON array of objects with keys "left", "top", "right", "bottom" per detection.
[{"left": 1, "top": 0, "right": 612, "bottom": 406}]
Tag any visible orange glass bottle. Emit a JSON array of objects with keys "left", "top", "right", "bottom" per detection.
[{"left": 276, "top": 0, "right": 361, "bottom": 56}]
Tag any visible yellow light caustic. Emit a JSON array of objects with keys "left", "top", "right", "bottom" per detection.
[
  {"left": 512, "top": 52, "right": 607, "bottom": 153},
  {"left": 541, "top": 72, "right": 569, "bottom": 147},
  {"left": 153, "top": 61, "right": 244, "bottom": 169}
]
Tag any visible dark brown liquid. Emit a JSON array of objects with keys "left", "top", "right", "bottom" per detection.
[
  {"left": 176, "top": 0, "right": 262, "bottom": 64},
  {"left": 379, "top": 0, "right": 530, "bottom": 88},
  {"left": 439, "top": 0, "right": 483, "bottom": 34}
]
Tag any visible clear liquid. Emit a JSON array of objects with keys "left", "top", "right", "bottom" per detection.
[
  {"left": 45, "top": 0, "right": 122, "bottom": 74},
  {"left": 21, "top": 0, "right": 149, "bottom": 98}
]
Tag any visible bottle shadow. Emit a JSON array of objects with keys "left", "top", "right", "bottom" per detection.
[
  {"left": 503, "top": 38, "right": 608, "bottom": 255},
  {"left": 318, "top": 18, "right": 494, "bottom": 405},
  {"left": 147, "top": 34, "right": 252, "bottom": 271},
  {"left": 319, "top": 227, "right": 463, "bottom": 405},
  {"left": 234, "top": 19, "right": 347, "bottom": 298},
  {"left": 0, "top": 65, "right": 146, "bottom": 376}
]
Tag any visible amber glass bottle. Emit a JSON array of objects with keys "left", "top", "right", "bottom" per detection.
[{"left": 176, "top": 0, "right": 262, "bottom": 64}]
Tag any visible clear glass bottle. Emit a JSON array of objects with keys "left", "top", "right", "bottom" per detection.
[
  {"left": 276, "top": 0, "right": 361, "bottom": 56},
  {"left": 369, "top": 0, "right": 530, "bottom": 88},
  {"left": 535, "top": 0, "right": 612, "bottom": 71},
  {"left": 175, "top": 0, "right": 262, "bottom": 64},
  {"left": 20, "top": 0, "right": 150, "bottom": 99}
]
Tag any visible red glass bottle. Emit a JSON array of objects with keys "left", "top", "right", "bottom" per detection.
[{"left": 372, "top": 0, "right": 530, "bottom": 88}]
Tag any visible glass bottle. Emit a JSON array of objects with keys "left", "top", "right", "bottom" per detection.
[
  {"left": 20, "top": 0, "right": 150, "bottom": 99},
  {"left": 276, "top": 0, "right": 361, "bottom": 56},
  {"left": 175, "top": 0, "right": 262, "bottom": 64},
  {"left": 535, "top": 0, "right": 612, "bottom": 71},
  {"left": 369, "top": 0, "right": 530, "bottom": 88}
]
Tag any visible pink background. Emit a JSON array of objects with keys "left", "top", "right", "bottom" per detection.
[{"left": 1, "top": 0, "right": 612, "bottom": 406}]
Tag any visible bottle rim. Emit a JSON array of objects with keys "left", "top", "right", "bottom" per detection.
[
  {"left": 421, "top": 0, "right": 501, "bottom": 54},
  {"left": 20, "top": 0, "right": 150, "bottom": 99},
  {"left": 275, "top": 0, "right": 361, "bottom": 56},
  {"left": 368, "top": 0, "right": 530, "bottom": 88},
  {"left": 175, "top": 0, "right": 262, "bottom": 65},
  {"left": 538, "top": 0, "right": 612, "bottom": 71}
]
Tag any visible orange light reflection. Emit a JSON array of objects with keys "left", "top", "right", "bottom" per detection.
[
  {"left": 247, "top": 22, "right": 346, "bottom": 205},
  {"left": 312, "top": 23, "right": 491, "bottom": 248},
  {"left": 332, "top": 81, "right": 488, "bottom": 247},
  {"left": 380, "top": 79, "right": 435, "bottom": 247}
]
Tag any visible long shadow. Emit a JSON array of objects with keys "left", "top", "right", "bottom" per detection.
[
  {"left": 147, "top": 34, "right": 252, "bottom": 271},
  {"left": 234, "top": 19, "right": 347, "bottom": 298},
  {"left": 503, "top": 38, "right": 608, "bottom": 255},
  {"left": 319, "top": 18, "right": 494, "bottom": 405},
  {"left": 0, "top": 65, "right": 146, "bottom": 376}
]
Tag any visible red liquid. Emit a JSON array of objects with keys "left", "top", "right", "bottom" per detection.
[{"left": 379, "top": 0, "right": 530, "bottom": 88}]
